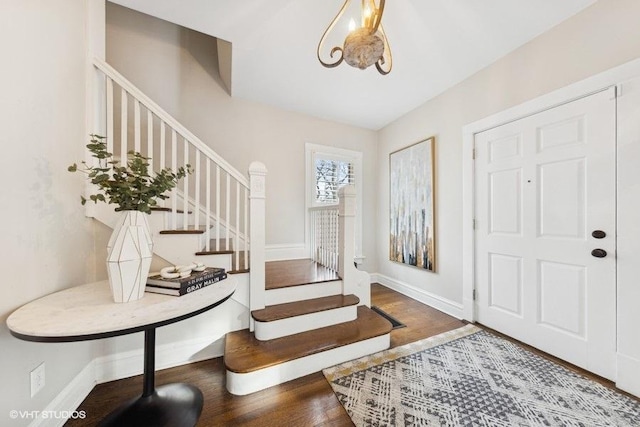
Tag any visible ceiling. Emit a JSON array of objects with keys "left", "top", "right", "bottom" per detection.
[{"left": 108, "top": 0, "right": 597, "bottom": 130}]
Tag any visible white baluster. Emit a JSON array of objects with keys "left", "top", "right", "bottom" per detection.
[
  {"left": 147, "top": 110, "right": 153, "bottom": 172},
  {"left": 194, "top": 150, "right": 201, "bottom": 230},
  {"left": 171, "top": 129, "right": 177, "bottom": 229},
  {"left": 205, "top": 159, "right": 211, "bottom": 252},
  {"left": 159, "top": 122, "right": 166, "bottom": 208},
  {"left": 216, "top": 165, "right": 221, "bottom": 251},
  {"left": 106, "top": 78, "right": 114, "bottom": 155},
  {"left": 120, "top": 88, "right": 127, "bottom": 162},
  {"left": 134, "top": 99, "right": 141, "bottom": 153},
  {"left": 183, "top": 138, "right": 189, "bottom": 230}
]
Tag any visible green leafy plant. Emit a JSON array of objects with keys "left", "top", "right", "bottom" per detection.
[{"left": 68, "top": 135, "right": 191, "bottom": 214}]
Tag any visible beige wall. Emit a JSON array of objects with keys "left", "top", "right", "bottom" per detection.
[
  {"left": 0, "top": 1, "right": 99, "bottom": 424},
  {"left": 377, "top": 0, "right": 640, "bottom": 305},
  {"left": 105, "top": 3, "right": 380, "bottom": 271}
]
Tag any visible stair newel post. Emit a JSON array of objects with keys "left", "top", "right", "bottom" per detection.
[
  {"left": 249, "top": 161, "right": 268, "bottom": 331},
  {"left": 338, "top": 185, "right": 371, "bottom": 306}
]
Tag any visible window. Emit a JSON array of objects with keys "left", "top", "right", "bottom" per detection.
[
  {"left": 306, "top": 143, "right": 363, "bottom": 258},
  {"left": 314, "top": 157, "right": 354, "bottom": 205}
]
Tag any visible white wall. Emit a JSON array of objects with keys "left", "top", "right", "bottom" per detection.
[
  {"left": 376, "top": 0, "right": 640, "bottom": 310},
  {"left": 105, "top": 3, "right": 380, "bottom": 271},
  {"left": 0, "top": 1, "right": 99, "bottom": 425}
]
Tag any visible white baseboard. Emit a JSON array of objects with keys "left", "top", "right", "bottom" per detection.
[
  {"left": 265, "top": 243, "right": 307, "bottom": 261},
  {"left": 371, "top": 273, "right": 464, "bottom": 319},
  {"left": 94, "top": 335, "right": 225, "bottom": 384},
  {"left": 29, "top": 361, "right": 97, "bottom": 427}
]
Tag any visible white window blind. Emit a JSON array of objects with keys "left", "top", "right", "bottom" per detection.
[{"left": 314, "top": 157, "right": 354, "bottom": 204}]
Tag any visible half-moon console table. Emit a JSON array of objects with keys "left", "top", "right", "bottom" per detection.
[{"left": 6, "top": 277, "right": 237, "bottom": 427}]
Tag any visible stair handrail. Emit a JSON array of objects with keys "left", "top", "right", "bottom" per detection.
[{"left": 92, "top": 57, "right": 248, "bottom": 189}]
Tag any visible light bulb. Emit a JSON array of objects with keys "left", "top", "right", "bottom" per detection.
[{"left": 348, "top": 18, "right": 356, "bottom": 32}]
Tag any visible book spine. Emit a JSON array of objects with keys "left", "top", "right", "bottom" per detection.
[
  {"left": 146, "top": 269, "right": 226, "bottom": 288},
  {"left": 146, "top": 273, "right": 228, "bottom": 296},
  {"left": 180, "top": 273, "right": 228, "bottom": 295}
]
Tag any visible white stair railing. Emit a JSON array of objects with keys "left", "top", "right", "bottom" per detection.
[
  {"left": 92, "top": 58, "right": 251, "bottom": 272},
  {"left": 310, "top": 205, "right": 339, "bottom": 272}
]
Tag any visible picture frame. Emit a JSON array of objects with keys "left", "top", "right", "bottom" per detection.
[{"left": 389, "top": 137, "right": 435, "bottom": 271}]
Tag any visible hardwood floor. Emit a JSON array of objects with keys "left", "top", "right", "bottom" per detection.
[
  {"left": 265, "top": 259, "right": 340, "bottom": 290},
  {"left": 65, "top": 284, "right": 464, "bottom": 426},
  {"left": 65, "top": 283, "right": 635, "bottom": 426}
]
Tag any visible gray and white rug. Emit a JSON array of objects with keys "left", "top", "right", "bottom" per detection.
[{"left": 323, "top": 324, "right": 640, "bottom": 426}]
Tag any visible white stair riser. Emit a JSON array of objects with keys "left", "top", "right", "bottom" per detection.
[
  {"left": 254, "top": 305, "right": 357, "bottom": 341},
  {"left": 152, "top": 233, "right": 207, "bottom": 266},
  {"left": 146, "top": 211, "right": 191, "bottom": 230},
  {"left": 193, "top": 253, "right": 233, "bottom": 272},
  {"left": 265, "top": 280, "right": 342, "bottom": 305},
  {"left": 225, "top": 333, "right": 390, "bottom": 396}
]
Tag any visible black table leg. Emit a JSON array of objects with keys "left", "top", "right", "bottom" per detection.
[{"left": 98, "top": 328, "right": 204, "bottom": 427}]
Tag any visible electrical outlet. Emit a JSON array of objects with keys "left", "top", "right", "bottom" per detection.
[{"left": 30, "top": 362, "right": 45, "bottom": 397}]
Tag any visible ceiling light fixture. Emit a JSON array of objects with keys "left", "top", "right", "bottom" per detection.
[{"left": 317, "top": 0, "right": 392, "bottom": 75}]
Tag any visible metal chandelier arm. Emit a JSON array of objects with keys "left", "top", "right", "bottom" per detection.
[
  {"left": 375, "top": 22, "right": 392, "bottom": 75},
  {"left": 370, "top": 0, "right": 385, "bottom": 34},
  {"left": 317, "top": 0, "right": 352, "bottom": 68}
]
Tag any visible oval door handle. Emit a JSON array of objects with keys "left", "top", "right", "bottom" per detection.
[
  {"left": 591, "top": 249, "right": 607, "bottom": 258},
  {"left": 592, "top": 230, "right": 606, "bottom": 239}
]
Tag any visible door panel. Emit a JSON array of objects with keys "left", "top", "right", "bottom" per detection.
[
  {"left": 538, "top": 158, "right": 585, "bottom": 238},
  {"left": 489, "top": 169, "right": 522, "bottom": 235},
  {"left": 475, "top": 88, "right": 616, "bottom": 380},
  {"left": 489, "top": 253, "right": 523, "bottom": 316}
]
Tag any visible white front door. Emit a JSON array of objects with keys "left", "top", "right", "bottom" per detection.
[{"left": 474, "top": 88, "right": 617, "bottom": 380}]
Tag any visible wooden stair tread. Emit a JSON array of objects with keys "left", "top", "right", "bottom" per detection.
[
  {"left": 150, "top": 207, "right": 192, "bottom": 214},
  {"left": 195, "top": 250, "right": 234, "bottom": 255},
  {"left": 159, "top": 226, "right": 206, "bottom": 235},
  {"left": 265, "top": 259, "right": 340, "bottom": 290},
  {"left": 224, "top": 306, "right": 392, "bottom": 374},
  {"left": 252, "top": 294, "right": 359, "bottom": 322}
]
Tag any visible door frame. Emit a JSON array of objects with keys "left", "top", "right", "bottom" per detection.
[{"left": 461, "top": 56, "right": 640, "bottom": 322}]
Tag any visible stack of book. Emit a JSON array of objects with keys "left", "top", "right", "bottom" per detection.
[{"left": 145, "top": 267, "right": 227, "bottom": 296}]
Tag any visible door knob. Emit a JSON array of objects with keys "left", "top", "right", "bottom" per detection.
[
  {"left": 591, "top": 249, "right": 607, "bottom": 258},
  {"left": 592, "top": 230, "right": 606, "bottom": 239}
]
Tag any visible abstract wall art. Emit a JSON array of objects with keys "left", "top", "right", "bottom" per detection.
[{"left": 389, "top": 137, "right": 435, "bottom": 271}]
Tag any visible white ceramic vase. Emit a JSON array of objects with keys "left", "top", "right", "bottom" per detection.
[{"left": 106, "top": 211, "right": 153, "bottom": 303}]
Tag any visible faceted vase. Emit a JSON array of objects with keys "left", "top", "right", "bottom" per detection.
[{"left": 106, "top": 211, "right": 153, "bottom": 303}]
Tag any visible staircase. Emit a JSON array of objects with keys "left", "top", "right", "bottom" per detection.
[
  {"left": 225, "top": 259, "right": 392, "bottom": 395},
  {"left": 88, "top": 58, "right": 391, "bottom": 397}
]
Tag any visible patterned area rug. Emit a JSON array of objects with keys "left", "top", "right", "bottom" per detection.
[{"left": 323, "top": 325, "right": 640, "bottom": 426}]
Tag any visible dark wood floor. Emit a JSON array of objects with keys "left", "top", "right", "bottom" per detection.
[
  {"left": 265, "top": 259, "right": 340, "bottom": 290},
  {"left": 65, "top": 283, "right": 635, "bottom": 426},
  {"left": 65, "top": 284, "right": 463, "bottom": 426}
]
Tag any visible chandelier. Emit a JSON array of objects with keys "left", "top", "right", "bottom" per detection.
[{"left": 317, "top": 0, "right": 392, "bottom": 75}]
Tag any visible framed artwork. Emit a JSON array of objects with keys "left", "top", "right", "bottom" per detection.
[{"left": 389, "top": 137, "right": 435, "bottom": 271}]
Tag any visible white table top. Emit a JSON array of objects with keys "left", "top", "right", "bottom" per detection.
[{"left": 6, "top": 277, "right": 236, "bottom": 342}]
